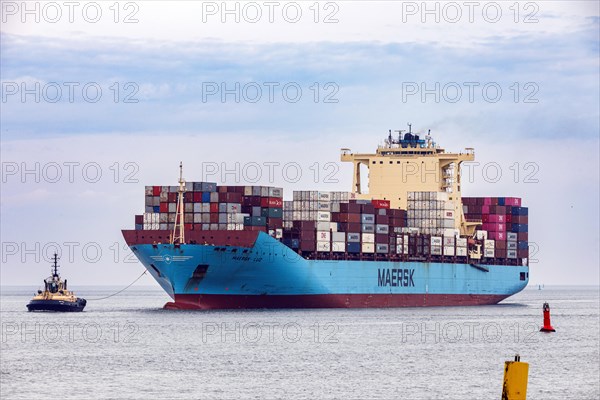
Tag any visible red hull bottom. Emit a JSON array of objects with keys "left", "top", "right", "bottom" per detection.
[{"left": 164, "top": 293, "right": 510, "bottom": 310}]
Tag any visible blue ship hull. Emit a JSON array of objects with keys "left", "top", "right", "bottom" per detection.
[{"left": 128, "top": 232, "right": 529, "bottom": 309}]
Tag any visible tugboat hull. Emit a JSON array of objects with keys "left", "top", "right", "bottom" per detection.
[{"left": 27, "top": 299, "right": 86, "bottom": 312}]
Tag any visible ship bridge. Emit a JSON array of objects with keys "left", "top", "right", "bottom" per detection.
[{"left": 340, "top": 125, "right": 477, "bottom": 235}]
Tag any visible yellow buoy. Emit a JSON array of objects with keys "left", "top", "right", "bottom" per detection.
[{"left": 502, "top": 355, "right": 529, "bottom": 400}]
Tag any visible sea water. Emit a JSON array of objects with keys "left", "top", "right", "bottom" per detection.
[{"left": 1, "top": 286, "right": 598, "bottom": 399}]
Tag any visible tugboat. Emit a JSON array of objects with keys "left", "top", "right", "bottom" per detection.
[{"left": 27, "top": 253, "right": 86, "bottom": 312}]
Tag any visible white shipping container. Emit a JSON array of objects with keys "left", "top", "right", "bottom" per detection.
[
  {"left": 317, "top": 231, "right": 331, "bottom": 242},
  {"left": 332, "top": 242, "right": 346, "bottom": 252},
  {"left": 484, "top": 239, "right": 495, "bottom": 250},
  {"left": 507, "top": 241, "right": 517, "bottom": 250},
  {"left": 362, "top": 233, "right": 375, "bottom": 243},
  {"left": 443, "top": 236, "right": 455, "bottom": 246},
  {"left": 318, "top": 191, "right": 331, "bottom": 201},
  {"left": 476, "top": 230, "right": 488, "bottom": 240},
  {"left": 317, "top": 212, "right": 331, "bottom": 221},
  {"left": 431, "top": 246, "right": 443, "bottom": 255},
  {"left": 317, "top": 241, "right": 331, "bottom": 252},
  {"left": 332, "top": 232, "right": 345, "bottom": 242},
  {"left": 431, "top": 236, "right": 442, "bottom": 246},
  {"left": 316, "top": 221, "right": 330, "bottom": 231},
  {"left": 317, "top": 202, "right": 331, "bottom": 211},
  {"left": 507, "top": 232, "right": 518, "bottom": 241},
  {"left": 456, "top": 247, "right": 468, "bottom": 256},
  {"left": 507, "top": 250, "right": 517, "bottom": 259},
  {"left": 275, "top": 229, "right": 283, "bottom": 239},
  {"left": 348, "top": 233, "right": 361, "bottom": 242},
  {"left": 456, "top": 238, "right": 467, "bottom": 247},
  {"left": 329, "top": 223, "right": 338, "bottom": 232},
  {"left": 362, "top": 243, "right": 375, "bottom": 253},
  {"left": 484, "top": 248, "right": 495, "bottom": 258},
  {"left": 444, "top": 246, "right": 455, "bottom": 256}
]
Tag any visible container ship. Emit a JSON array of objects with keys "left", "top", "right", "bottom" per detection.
[{"left": 122, "top": 128, "right": 529, "bottom": 309}]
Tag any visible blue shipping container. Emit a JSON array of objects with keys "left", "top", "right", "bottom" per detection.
[
  {"left": 512, "top": 224, "right": 528, "bottom": 233},
  {"left": 153, "top": 206, "right": 160, "bottom": 213},
  {"left": 512, "top": 207, "right": 529, "bottom": 216},
  {"left": 347, "top": 242, "right": 361, "bottom": 253},
  {"left": 517, "top": 241, "right": 529, "bottom": 250},
  {"left": 202, "top": 192, "right": 211, "bottom": 202}
]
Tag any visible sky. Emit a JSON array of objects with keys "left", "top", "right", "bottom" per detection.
[{"left": 1, "top": 0, "right": 599, "bottom": 286}]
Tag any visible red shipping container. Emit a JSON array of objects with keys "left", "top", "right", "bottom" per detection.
[
  {"left": 482, "top": 214, "right": 490, "bottom": 223},
  {"left": 481, "top": 205, "right": 490, "bottom": 214},
  {"left": 505, "top": 214, "right": 512, "bottom": 223},
  {"left": 339, "top": 222, "right": 361, "bottom": 232},
  {"left": 372, "top": 199, "right": 390, "bottom": 209},
  {"left": 361, "top": 204, "right": 375, "bottom": 214},
  {"left": 300, "top": 240, "right": 316, "bottom": 252},
  {"left": 244, "top": 226, "right": 267, "bottom": 232},
  {"left": 495, "top": 240, "right": 507, "bottom": 250},
  {"left": 135, "top": 215, "right": 143, "bottom": 224},
  {"left": 517, "top": 249, "right": 529, "bottom": 258},
  {"left": 184, "top": 192, "right": 193, "bottom": 202},
  {"left": 168, "top": 193, "right": 177, "bottom": 203},
  {"left": 160, "top": 203, "right": 169, "bottom": 213},
  {"left": 153, "top": 186, "right": 161, "bottom": 196},
  {"left": 193, "top": 192, "right": 202, "bottom": 202},
  {"left": 185, "top": 223, "right": 193, "bottom": 231},
  {"left": 261, "top": 197, "right": 283, "bottom": 208},
  {"left": 390, "top": 217, "right": 406, "bottom": 227},
  {"left": 340, "top": 203, "right": 361, "bottom": 213},
  {"left": 218, "top": 186, "right": 228, "bottom": 193},
  {"left": 517, "top": 232, "right": 528, "bottom": 241},
  {"left": 267, "top": 218, "right": 283, "bottom": 229},
  {"left": 210, "top": 203, "right": 219, "bottom": 213},
  {"left": 293, "top": 221, "right": 316, "bottom": 230},
  {"left": 488, "top": 231, "right": 506, "bottom": 241},
  {"left": 210, "top": 213, "right": 219, "bottom": 223},
  {"left": 505, "top": 197, "right": 522, "bottom": 207},
  {"left": 483, "top": 197, "right": 492, "bottom": 206},
  {"left": 375, "top": 234, "right": 388, "bottom": 243},
  {"left": 376, "top": 214, "right": 389, "bottom": 224},
  {"left": 495, "top": 248, "right": 507, "bottom": 258},
  {"left": 300, "top": 230, "right": 316, "bottom": 241}
]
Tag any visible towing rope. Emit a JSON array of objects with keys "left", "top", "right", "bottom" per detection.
[{"left": 86, "top": 270, "right": 148, "bottom": 301}]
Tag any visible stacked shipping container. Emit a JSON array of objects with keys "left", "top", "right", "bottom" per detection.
[
  {"left": 137, "top": 183, "right": 283, "bottom": 234},
  {"left": 135, "top": 185, "right": 527, "bottom": 265},
  {"left": 463, "top": 197, "right": 529, "bottom": 260}
]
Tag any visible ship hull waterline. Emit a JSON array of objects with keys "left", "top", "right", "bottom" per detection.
[
  {"left": 26, "top": 299, "right": 86, "bottom": 312},
  {"left": 125, "top": 231, "right": 529, "bottom": 310}
]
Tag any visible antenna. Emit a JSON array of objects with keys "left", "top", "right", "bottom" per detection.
[
  {"left": 52, "top": 253, "right": 59, "bottom": 278},
  {"left": 408, "top": 123, "right": 412, "bottom": 134},
  {"left": 171, "top": 162, "right": 186, "bottom": 245}
]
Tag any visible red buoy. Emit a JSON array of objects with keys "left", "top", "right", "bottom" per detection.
[{"left": 540, "top": 302, "right": 556, "bottom": 332}]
